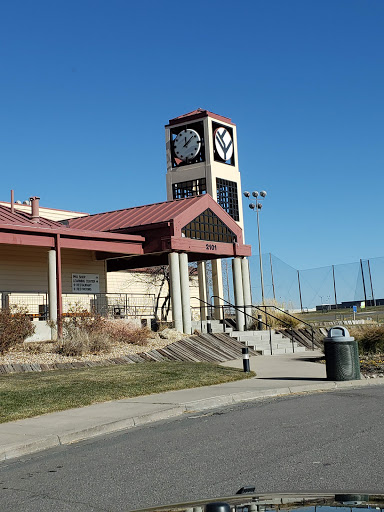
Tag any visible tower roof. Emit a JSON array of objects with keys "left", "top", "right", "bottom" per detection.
[{"left": 167, "top": 108, "right": 234, "bottom": 127}]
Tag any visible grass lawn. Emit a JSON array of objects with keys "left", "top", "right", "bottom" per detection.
[{"left": 0, "top": 362, "right": 255, "bottom": 424}]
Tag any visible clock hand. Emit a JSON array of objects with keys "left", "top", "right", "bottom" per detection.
[{"left": 183, "top": 136, "right": 194, "bottom": 147}]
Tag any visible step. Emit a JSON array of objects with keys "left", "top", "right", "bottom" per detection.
[
  {"left": 231, "top": 333, "right": 284, "bottom": 343},
  {"left": 191, "top": 320, "right": 234, "bottom": 334},
  {"left": 256, "top": 346, "right": 306, "bottom": 355},
  {"left": 241, "top": 340, "right": 306, "bottom": 353},
  {"left": 230, "top": 330, "right": 284, "bottom": 338}
]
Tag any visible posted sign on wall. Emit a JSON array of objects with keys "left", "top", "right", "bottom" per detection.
[{"left": 72, "top": 274, "right": 100, "bottom": 293}]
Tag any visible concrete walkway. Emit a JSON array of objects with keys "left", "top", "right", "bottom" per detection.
[{"left": 1, "top": 351, "right": 383, "bottom": 462}]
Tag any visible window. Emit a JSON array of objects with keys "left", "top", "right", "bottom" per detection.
[
  {"left": 173, "top": 179, "right": 206, "bottom": 199},
  {"left": 182, "top": 209, "right": 237, "bottom": 243},
  {"left": 216, "top": 178, "right": 239, "bottom": 221}
]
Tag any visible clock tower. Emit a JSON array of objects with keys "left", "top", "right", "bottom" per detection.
[{"left": 165, "top": 109, "right": 245, "bottom": 315}]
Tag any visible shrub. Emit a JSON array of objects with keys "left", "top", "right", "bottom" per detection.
[
  {"left": 62, "top": 306, "right": 106, "bottom": 340},
  {"left": 103, "top": 320, "right": 152, "bottom": 346},
  {"left": 23, "top": 342, "right": 46, "bottom": 354},
  {"left": 251, "top": 307, "right": 302, "bottom": 330},
  {"left": 53, "top": 334, "right": 89, "bottom": 357},
  {"left": 53, "top": 306, "right": 153, "bottom": 356},
  {"left": 52, "top": 305, "right": 111, "bottom": 356},
  {"left": 53, "top": 330, "right": 111, "bottom": 357},
  {"left": 0, "top": 307, "right": 35, "bottom": 354},
  {"left": 350, "top": 325, "right": 384, "bottom": 355}
]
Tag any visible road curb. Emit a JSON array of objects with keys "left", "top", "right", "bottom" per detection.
[
  {"left": 181, "top": 378, "right": 384, "bottom": 411},
  {"left": 1, "top": 378, "right": 384, "bottom": 462}
]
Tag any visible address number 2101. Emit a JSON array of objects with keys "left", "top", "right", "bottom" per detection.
[{"left": 206, "top": 243, "right": 217, "bottom": 251}]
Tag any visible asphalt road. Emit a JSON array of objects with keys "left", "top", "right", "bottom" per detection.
[{"left": 1, "top": 387, "right": 384, "bottom": 512}]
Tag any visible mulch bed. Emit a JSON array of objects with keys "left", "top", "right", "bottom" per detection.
[{"left": 359, "top": 354, "right": 384, "bottom": 377}]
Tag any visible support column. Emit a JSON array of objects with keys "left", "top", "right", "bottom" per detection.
[
  {"left": 212, "top": 259, "right": 224, "bottom": 320},
  {"left": 179, "top": 253, "right": 192, "bottom": 335},
  {"left": 232, "top": 257, "right": 245, "bottom": 331},
  {"left": 1, "top": 292, "right": 9, "bottom": 310},
  {"left": 55, "top": 235, "right": 63, "bottom": 338},
  {"left": 241, "top": 257, "right": 252, "bottom": 330},
  {"left": 48, "top": 249, "right": 57, "bottom": 340},
  {"left": 168, "top": 252, "right": 183, "bottom": 333},
  {"left": 197, "top": 261, "right": 208, "bottom": 321}
]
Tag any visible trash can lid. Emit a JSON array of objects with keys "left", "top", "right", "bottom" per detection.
[{"left": 325, "top": 325, "right": 355, "bottom": 342}]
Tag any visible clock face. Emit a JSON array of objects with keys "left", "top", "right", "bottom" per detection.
[
  {"left": 173, "top": 129, "right": 201, "bottom": 162},
  {"left": 214, "top": 126, "right": 233, "bottom": 161}
]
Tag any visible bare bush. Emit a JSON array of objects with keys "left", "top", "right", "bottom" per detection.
[
  {"left": 104, "top": 320, "right": 153, "bottom": 346},
  {"left": 350, "top": 325, "right": 384, "bottom": 354},
  {"left": 23, "top": 342, "right": 46, "bottom": 354},
  {"left": 53, "top": 330, "right": 111, "bottom": 356},
  {"left": 251, "top": 303, "right": 302, "bottom": 330},
  {"left": 52, "top": 306, "right": 153, "bottom": 356},
  {"left": 52, "top": 306, "right": 111, "bottom": 356},
  {"left": 0, "top": 307, "right": 35, "bottom": 354}
]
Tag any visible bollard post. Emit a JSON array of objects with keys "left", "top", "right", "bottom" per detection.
[
  {"left": 242, "top": 347, "right": 250, "bottom": 373},
  {"left": 257, "top": 314, "right": 263, "bottom": 330},
  {"left": 207, "top": 319, "right": 212, "bottom": 333}
]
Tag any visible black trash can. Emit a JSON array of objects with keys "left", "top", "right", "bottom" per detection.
[{"left": 324, "top": 326, "right": 361, "bottom": 381}]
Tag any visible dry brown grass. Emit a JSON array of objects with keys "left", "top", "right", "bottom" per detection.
[
  {"left": 53, "top": 331, "right": 111, "bottom": 357},
  {"left": 350, "top": 324, "right": 384, "bottom": 354},
  {"left": 52, "top": 308, "right": 154, "bottom": 356},
  {"left": 103, "top": 320, "right": 154, "bottom": 346},
  {"left": 252, "top": 307, "right": 302, "bottom": 329},
  {"left": 23, "top": 342, "right": 46, "bottom": 355}
]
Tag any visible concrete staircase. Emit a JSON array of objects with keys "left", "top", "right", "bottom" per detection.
[{"left": 191, "top": 319, "right": 306, "bottom": 355}]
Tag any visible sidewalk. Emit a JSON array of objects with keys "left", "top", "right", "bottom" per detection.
[{"left": 1, "top": 351, "right": 383, "bottom": 462}]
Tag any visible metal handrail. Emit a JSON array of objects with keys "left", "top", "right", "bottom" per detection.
[
  {"left": 209, "top": 296, "right": 277, "bottom": 354},
  {"left": 208, "top": 296, "right": 269, "bottom": 329},
  {"left": 191, "top": 296, "right": 273, "bottom": 350},
  {"left": 258, "top": 304, "right": 315, "bottom": 350},
  {"left": 211, "top": 296, "right": 299, "bottom": 354}
]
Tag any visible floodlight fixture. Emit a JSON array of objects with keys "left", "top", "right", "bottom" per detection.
[{"left": 243, "top": 186, "right": 269, "bottom": 304}]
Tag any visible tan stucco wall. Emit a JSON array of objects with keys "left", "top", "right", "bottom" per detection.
[
  {"left": 107, "top": 270, "right": 200, "bottom": 321},
  {"left": 0, "top": 245, "right": 106, "bottom": 293},
  {"left": 0, "top": 202, "right": 88, "bottom": 221}
]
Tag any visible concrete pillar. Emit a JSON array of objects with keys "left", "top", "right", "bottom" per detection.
[
  {"left": 1, "top": 292, "right": 9, "bottom": 310},
  {"left": 179, "top": 253, "right": 192, "bottom": 335},
  {"left": 232, "top": 257, "right": 245, "bottom": 331},
  {"left": 48, "top": 249, "right": 58, "bottom": 340},
  {"left": 48, "top": 250, "right": 57, "bottom": 322},
  {"left": 241, "top": 257, "right": 253, "bottom": 330},
  {"left": 168, "top": 252, "right": 183, "bottom": 333},
  {"left": 197, "top": 261, "right": 208, "bottom": 321},
  {"left": 212, "top": 259, "right": 224, "bottom": 320}
]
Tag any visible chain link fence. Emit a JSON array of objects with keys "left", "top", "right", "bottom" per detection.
[{"left": 250, "top": 253, "right": 384, "bottom": 310}]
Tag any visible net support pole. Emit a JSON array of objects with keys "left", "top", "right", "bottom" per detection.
[
  {"left": 297, "top": 270, "right": 303, "bottom": 312},
  {"left": 332, "top": 265, "right": 338, "bottom": 309}
]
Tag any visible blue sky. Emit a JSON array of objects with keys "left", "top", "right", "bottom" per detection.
[{"left": 1, "top": 0, "right": 383, "bottom": 270}]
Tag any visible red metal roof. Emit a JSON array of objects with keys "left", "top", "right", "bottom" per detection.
[
  {"left": 67, "top": 196, "right": 204, "bottom": 232},
  {"left": 167, "top": 108, "right": 234, "bottom": 127},
  {"left": 0, "top": 205, "right": 66, "bottom": 230}
]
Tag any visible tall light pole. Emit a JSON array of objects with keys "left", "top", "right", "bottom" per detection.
[{"left": 244, "top": 190, "right": 267, "bottom": 304}]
